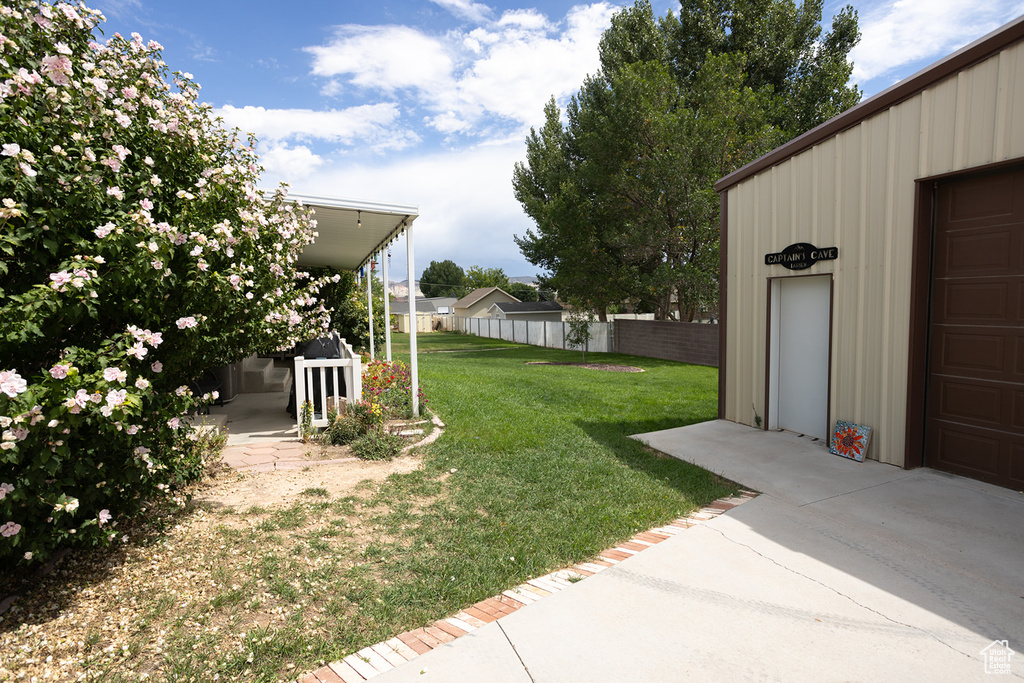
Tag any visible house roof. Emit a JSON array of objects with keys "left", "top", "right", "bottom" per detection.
[
  {"left": 490, "top": 301, "right": 564, "bottom": 314},
  {"left": 715, "top": 13, "right": 1024, "bottom": 192},
  {"left": 288, "top": 193, "right": 419, "bottom": 271},
  {"left": 452, "top": 287, "right": 518, "bottom": 309},
  {"left": 393, "top": 297, "right": 456, "bottom": 313}
]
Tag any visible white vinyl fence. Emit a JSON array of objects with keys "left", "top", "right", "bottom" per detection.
[{"left": 452, "top": 316, "right": 613, "bottom": 353}]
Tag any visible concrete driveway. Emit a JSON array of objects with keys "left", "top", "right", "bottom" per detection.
[{"left": 371, "top": 420, "right": 1024, "bottom": 682}]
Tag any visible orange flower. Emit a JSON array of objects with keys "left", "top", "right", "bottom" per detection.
[{"left": 833, "top": 426, "right": 864, "bottom": 458}]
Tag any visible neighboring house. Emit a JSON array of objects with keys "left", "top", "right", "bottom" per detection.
[
  {"left": 488, "top": 300, "right": 564, "bottom": 322},
  {"left": 392, "top": 297, "right": 457, "bottom": 314},
  {"left": 452, "top": 287, "right": 519, "bottom": 318},
  {"left": 392, "top": 297, "right": 458, "bottom": 333},
  {"left": 715, "top": 15, "right": 1024, "bottom": 490}
]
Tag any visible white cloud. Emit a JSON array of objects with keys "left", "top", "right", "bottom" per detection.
[
  {"left": 304, "top": 3, "right": 618, "bottom": 142},
  {"left": 851, "top": 0, "right": 1022, "bottom": 83},
  {"left": 430, "top": 0, "right": 493, "bottom": 23},
  {"left": 215, "top": 103, "right": 421, "bottom": 152},
  {"left": 260, "top": 144, "right": 324, "bottom": 182},
  {"left": 305, "top": 25, "right": 455, "bottom": 93}
]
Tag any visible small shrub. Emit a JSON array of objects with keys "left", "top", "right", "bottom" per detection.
[
  {"left": 349, "top": 400, "right": 385, "bottom": 432},
  {"left": 324, "top": 413, "right": 362, "bottom": 446},
  {"left": 351, "top": 428, "right": 404, "bottom": 461}
]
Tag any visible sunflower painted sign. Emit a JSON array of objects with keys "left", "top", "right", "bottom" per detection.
[{"left": 830, "top": 420, "right": 871, "bottom": 462}]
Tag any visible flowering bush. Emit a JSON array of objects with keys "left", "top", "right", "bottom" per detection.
[
  {"left": 362, "top": 359, "right": 424, "bottom": 418},
  {"left": 0, "top": 1, "right": 331, "bottom": 567}
]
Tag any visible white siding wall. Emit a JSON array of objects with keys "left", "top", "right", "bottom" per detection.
[{"left": 725, "top": 42, "right": 1024, "bottom": 465}]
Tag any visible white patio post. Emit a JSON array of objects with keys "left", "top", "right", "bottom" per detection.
[
  {"left": 405, "top": 222, "right": 419, "bottom": 416},
  {"left": 367, "top": 256, "right": 375, "bottom": 360},
  {"left": 383, "top": 245, "right": 392, "bottom": 362}
]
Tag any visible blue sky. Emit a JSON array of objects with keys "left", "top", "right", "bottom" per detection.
[{"left": 90, "top": 0, "right": 1024, "bottom": 283}]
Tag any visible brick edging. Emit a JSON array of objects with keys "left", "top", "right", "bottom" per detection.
[{"left": 299, "top": 489, "right": 759, "bottom": 683}]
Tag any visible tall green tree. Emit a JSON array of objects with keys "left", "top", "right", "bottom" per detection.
[
  {"left": 465, "top": 265, "right": 510, "bottom": 291},
  {"left": 419, "top": 259, "right": 465, "bottom": 298},
  {"left": 507, "top": 282, "right": 539, "bottom": 302},
  {"left": 514, "top": 0, "right": 860, "bottom": 320}
]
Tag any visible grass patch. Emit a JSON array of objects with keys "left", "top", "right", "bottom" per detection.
[{"left": 0, "top": 332, "right": 733, "bottom": 682}]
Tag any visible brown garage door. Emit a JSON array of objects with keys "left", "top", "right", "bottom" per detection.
[{"left": 927, "top": 165, "right": 1024, "bottom": 489}]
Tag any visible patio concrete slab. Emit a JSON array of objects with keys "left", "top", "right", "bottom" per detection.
[
  {"left": 208, "top": 391, "right": 299, "bottom": 445},
  {"left": 371, "top": 419, "right": 1024, "bottom": 682}
]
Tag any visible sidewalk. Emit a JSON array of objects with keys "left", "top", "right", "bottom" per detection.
[{"left": 314, "top": 420, "right": 1024, "bottom": 682}]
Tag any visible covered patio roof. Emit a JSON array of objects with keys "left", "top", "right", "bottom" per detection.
[
  {"left": 290, "top": 193, "right": 419, "bottom": 272},
  {"left": 284, "top": 192, "right": 422, "bottom": 416}
]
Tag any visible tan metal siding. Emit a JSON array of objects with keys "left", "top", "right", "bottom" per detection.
[{"left": 724, "top": 42, "right": 1024, "bottom": 465}]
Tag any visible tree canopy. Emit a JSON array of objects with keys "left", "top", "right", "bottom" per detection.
[
  {"left": 419, "top": 259, "right": 465, "bottom": 298},
  {"left": 465, "top": 265, "right": 510, "bottom": 292},
  {"left": 514, "top": 0, "right": 860, "bottom": 320}
]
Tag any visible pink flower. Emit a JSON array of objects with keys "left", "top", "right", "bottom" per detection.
[
  {"left": 98, "top": 509, "right": 112, "bottom": 525},
  {"left": 1, "top": 143, "right": 20, "bottom": 157},
  {"left": 134, "top": 377, "right": 149, "bottom": 390},
  {"left": 176, "top": 316, "right": 197, "bottom": 329},
  {"left": 103, "top": 367, "right": 127, "bottom": 383},
  {"left": 0, "top": 521, "right": 20, "bottom": 537},
  {"left": 126, "top": 343, "right": 148, "bottom": 360},
  {"left": 106, "top": 186, "right": 124, "bottom": 201},
  {"left": 105, "top": 389, "right": 127, "bottom": 407},
  {"left": 49, "top": 270, "right": 71, "bottom": 288},
  {"left": 0, "top": 483, "right": 13, "bottom": 500},
  {"left": 151, "top": 361, "right": 163, "bottom": 373},
  {"left": 126, "top": 425, "right": 139, "bottom": 435},
  {"left": 114, "top": 111, "right": 131, "bottom": 128},
  {"left": 0, "top": 370, "right": 27, "bottom": 398},
  {"left": 94, "top": 222, "right": 115, "bottom": 238},
  {"left": 49, "top": 363, "right": 70, "bottom": 379},
  {"left": 167, "top": 417, "right": 180, "bottom": 429}
]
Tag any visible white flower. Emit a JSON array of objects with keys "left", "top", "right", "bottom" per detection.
[{"left": 1, "top": 143, "right": 19, "bottom": 156}]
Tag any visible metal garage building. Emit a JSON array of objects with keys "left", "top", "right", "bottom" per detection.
[{"left": 715, "top": 15, "right": 1024, "bottom": 489}]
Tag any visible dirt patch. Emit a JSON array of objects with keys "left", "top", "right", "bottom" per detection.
[
  {"left": 197, "top": 452, "right": 424, "bottom": 512},
  {"left": 525, "top": 361, "right": 644, "bottom": 373}
]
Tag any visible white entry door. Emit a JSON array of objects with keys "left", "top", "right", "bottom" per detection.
[{"left": 769, "top": 276, "right": 831, "bottom": 439}]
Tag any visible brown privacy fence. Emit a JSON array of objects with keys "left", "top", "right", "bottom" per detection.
[
  {"left": 441, "top": 316, "right": 719, "bottom": 367},
  {"left": 613, "top": 319, "right": 719, "bottom": 367}
]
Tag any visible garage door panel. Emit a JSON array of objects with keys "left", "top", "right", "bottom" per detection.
[
  {"left": 929, "top": 423, "right": 1001, "bottom": 474},
  {"left": 940, "top": 230, "right": 1012, "bottom": 275},
  {"left": 946, "top": 172, "right": 1015, "bottom": 222},
  {"left": 933, "top": 281, "right": 1009, "bottom": 322},
  {"left": 932, "top": 379, "right": 1003, "bottom": 427},
  {"left": 1012, "top": 444, "right": 1024, "bottom": 487},
  {"left": 932, "top": 329, "right": 1005, "bottom": 374}
]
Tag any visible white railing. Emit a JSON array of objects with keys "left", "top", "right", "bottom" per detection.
[{"left": 294, "top": 338, "right": 362, "bottom": 430}]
